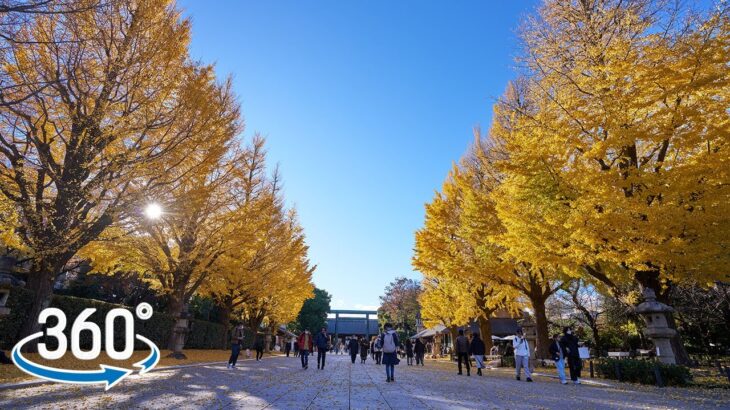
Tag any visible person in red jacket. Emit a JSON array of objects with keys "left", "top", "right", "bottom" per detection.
[{"left": 297, "top": 329, "right": 314, "bottom": 369}]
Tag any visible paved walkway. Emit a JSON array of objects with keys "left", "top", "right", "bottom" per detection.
[{"left": 1, "top": 354, "right": 728, "bottom": 409}]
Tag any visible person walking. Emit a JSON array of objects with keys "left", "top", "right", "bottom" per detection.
[
  {"left": 550, "top": 333, "right": 568, "bottom": 384},
  {"left": 293, "top": 340, "right": 299, "bottom": 357},
  {"left": 360, "top": 337, "right": 369, "bottom": 363},
  {"left": 380, "top": 323, "right": 400, "bottom": 382},
  {"left": 561, "top": 326, "right": 582, "bottom": 384},
  {"left": 373, "top": 333, "right": 383, "bottom": 365},
  {"left": 513, "top": 328, "right": 532, "bottom": 382},
  {"left": 455, "top": 329, "right": 471, "bottom": 376},
  {"left": 348, "top": 337, "right": 359, "bottom": 364},
  {"left": 285, "top": 337, "right": 292, "bottom": 357},
  {"left": 414, "top": 338, "right": 425, "bottom": 366},
  {"left": 298, "top": 329, "right": 313, "bottom": 369},
  {"left": 227, "top": 323, "right": 245, "bottom": 369},
  {"left": 470, "top": 333, "right": 486, "bottom": 376},
  {"left": 405, "top": 338, "right": 414, "bottom": 366},
  {"left": 254, "top": 333, "right": 265, "bottom": 361},
  {"left": 315, "top": 327, "right": 329, "bottom": 370}
]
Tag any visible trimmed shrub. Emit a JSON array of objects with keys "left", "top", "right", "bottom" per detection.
[
  {"left": 1, "top": 286, "right": 225, "bottom": 350},
  {"left": 595, "top": 358, "right": 692, "bottom": 386},
  {"left": 187, "top": 319, "right": 227, "bottom": 349},
  {"left": 0, "top": 287, "right": 35, "bottom": 350}
]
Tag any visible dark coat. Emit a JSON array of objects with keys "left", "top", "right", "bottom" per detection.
[
  {"left": 414, "top": 339, "right": 425, "bottom": 355},
  {"left": 253, "top": 335, "right": 265, "bottom": 350},
  {"left": 360, "top": 340, "right": 369, "bottom": 357},
  {"left": 470, "top": 336, "right": 486, "bottom": 356},
  {"left": 549, "top": 339, "right": 567, "bottom": 361},
  {"left": 405, "top": 339, "right": 414, "bottom": 356},
  {"left": 315, "top": 332, "right": 329, "bottom": 349},
  {"left": 348, "top": 338, "right": 359, "bottom": 355},
  {"left": 380, "top": 331, "right": 400, "bottom": 365},
  {"left": 560, "top": 333, "right": 580, "bottom": 358},
  {"left": 455, "top": 335, "right": 470, "bottom": 354}
]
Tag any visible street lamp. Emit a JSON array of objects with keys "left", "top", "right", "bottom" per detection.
[{"left": 144, "top": 203, "right": 163, "bottom": 220}]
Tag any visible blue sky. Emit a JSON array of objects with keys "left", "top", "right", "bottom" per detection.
[{"left": 178, "top": 0, "right": 539, "bottom": 310}]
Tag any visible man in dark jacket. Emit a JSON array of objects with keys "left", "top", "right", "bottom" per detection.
[
  {"left": 470, "top": 333, "right": 486, "bottom": 376},
  {"left": 315, "top": 327, "right": 329, "bottom": 370},
  {"left": 455, "top": 329, "right": 471, "bottom": 376},
  {"left": 560, "top": 326, "right": 582, "bottom": 384},
  {"left": 253, "top": 333, "right": 265, "bottom": 361},
  {"left": 549, "top": 333, "right": 568, "bottom": 384},
  {"left": 348, "top": 337, "right": 359, "bottom": 363},
  {"left": 414, "top": 338, "right": 426, "bottom": 366}
]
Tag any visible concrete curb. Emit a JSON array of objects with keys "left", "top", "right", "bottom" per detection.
[
  {"left": 0, "top": 354, "right": 286, "bottom": 391},
  {"left": 529, "top": 371, "right": 614, "bottom": 387}
]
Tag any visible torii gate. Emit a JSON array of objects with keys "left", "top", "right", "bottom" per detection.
[{"left": 329, "top": 309, "right": 378, "bottom": 343}]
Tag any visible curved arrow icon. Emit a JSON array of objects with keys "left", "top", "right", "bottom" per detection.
[
  {"left": 133, "top": 334, "right": 160, "bottom": 374},
  {"left": 11, "top": 332, "right": 133, "bottom": 390}
]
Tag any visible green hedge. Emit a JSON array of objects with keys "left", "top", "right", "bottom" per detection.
[
  {"left": 1, "top": 287, "right": 226, "bottom": 350},
  {"left": 595, "top": 358, "right": 692, "bottom": 386},
  {"left": 0, "top": 286, "right": 35, "bottom": 350}
]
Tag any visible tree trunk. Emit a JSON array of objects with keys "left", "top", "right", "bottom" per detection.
[
  {"left": 218, "top": 301, "right": 232, "bottom": 349},
  {"left": 590, "top": 321, "right": 601, "bottom": 355},
  {"left": 635, "top": 269, "right": 690, "bottom": 365},
  {"left": 19, "top": 257, "right": 65, "bottom": 350},
  {"left": 448, "top": 325, "right": 458, "bottom": 356},
  {"left": 165, "top": 290, "right": 187, "bottom": 350},
  {"left": 477, "top": 315, "right": 493, "bottom": 352},
  {"left": 531, "top": 295, "right": 550, "bottom": 361}
]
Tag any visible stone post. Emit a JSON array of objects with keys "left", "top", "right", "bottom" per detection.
[
  {"left": 433, "top": 333, "right": 442, "bottom": 358},
  {"left": 264, "top": 328, "right": 272, "bottom": 353},
  {"left": 635, "top": 288, "right": 677, "bottom": 364}
]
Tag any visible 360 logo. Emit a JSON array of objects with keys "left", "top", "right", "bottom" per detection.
[{"left": 11, "top": 303, "right": 160, "bottom": 390}]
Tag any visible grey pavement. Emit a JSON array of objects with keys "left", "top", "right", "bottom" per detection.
[{"left": 1, "top": 353, "right": 728, "bottom": 409}]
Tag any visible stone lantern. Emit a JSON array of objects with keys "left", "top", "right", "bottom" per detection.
[
  {"left": 0, "top": 256, "right": 24, "bottom": 317},
  {"left": 0, "top": 276, "right": 13, "bottom": 316},
  {"left": 167, "top": 304, "right": 191, "bottom": 359},
  {"left": 635, "top": 288, "right": 677, "bottom": 364}
]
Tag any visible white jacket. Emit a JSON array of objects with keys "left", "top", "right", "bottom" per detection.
[{"left": 513, "top": 336, "right": 530, "bottom": 357}]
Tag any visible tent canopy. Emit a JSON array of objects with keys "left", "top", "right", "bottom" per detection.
[{"left": 411, "top": 324, "right": 447, "bottom": 339}]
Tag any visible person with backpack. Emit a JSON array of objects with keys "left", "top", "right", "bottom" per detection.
[
  {"left": 227, "top": 323, "right": 245, "bottom": 369},
  {"left": 513, "top": 328, "right": 533, "bottom": 382},
  {"left": 549, "top": 333, "right": 569, "bottom": 384},
  {"left": 298, "top": 329, "right": 313, "bottom": 369},
  {"left": 379, "top": 323, "right": 400, "bottom": 382},
  {"left": 455, "top": 328, "right": 471, "bottom": 376},
  {"left": 470, "top": 332, "right": 486, "bottom": 376},
  {"left": 414, "top": 338, "right": 425, "bottom": 366},
  {"left": 348, "top": 337, "right": 359, "bottom": 364},
  {"left": 315, "top": 327, "right": 329, "bottom": 370},
  {"left": 405, "top": 338, "right": 414, "bottom": 366},
  {"left": 560, "top": 326, "right": 582, "bottom": 384}
]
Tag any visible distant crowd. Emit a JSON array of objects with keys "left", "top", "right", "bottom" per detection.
[{"left": 227, "top": 323, "right": 585, "bottom": 385}]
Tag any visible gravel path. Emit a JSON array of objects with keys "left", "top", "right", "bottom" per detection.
[{"left": 1, "top": 353, "right": 727, "bottom": 409}]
